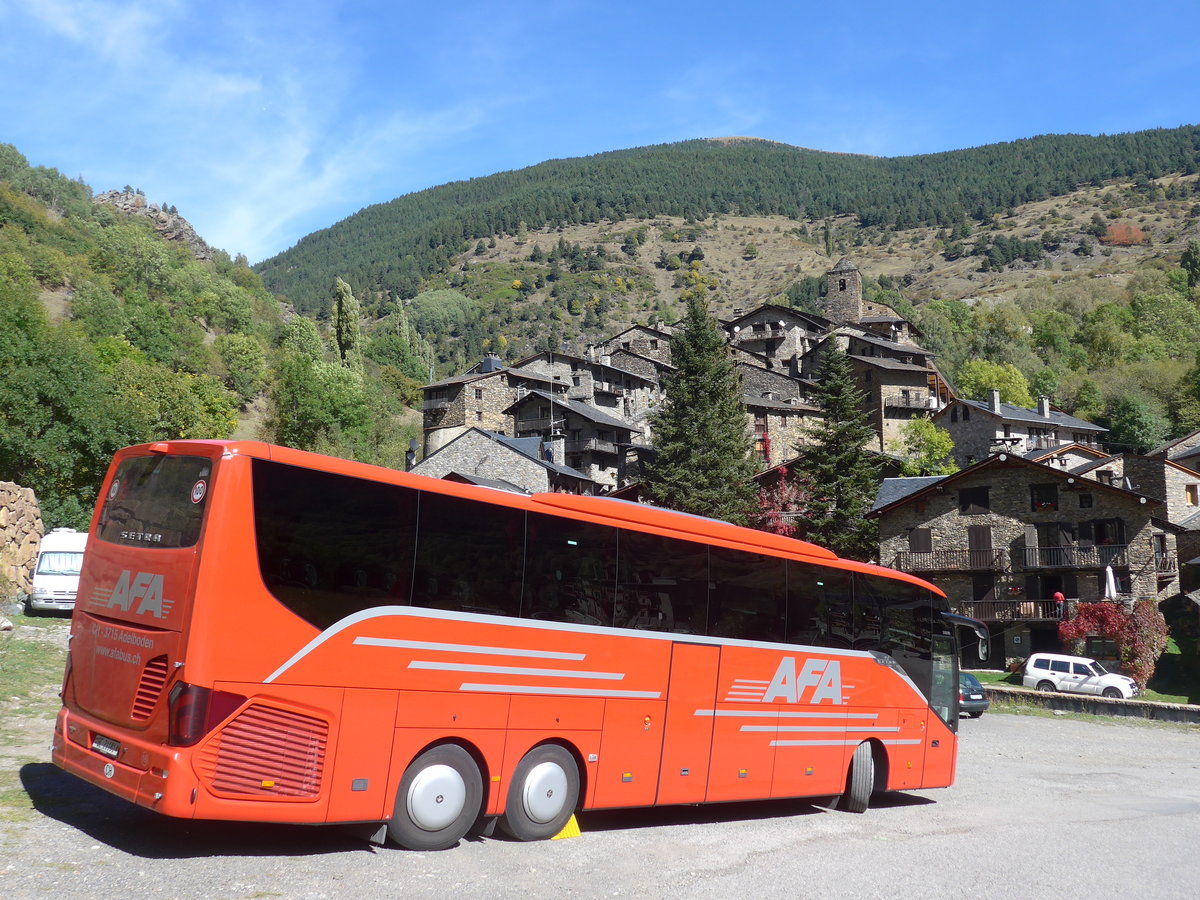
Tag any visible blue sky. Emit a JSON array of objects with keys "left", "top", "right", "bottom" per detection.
[{"left": 2, "top": 0, "right": 1198, "bottom": 264}]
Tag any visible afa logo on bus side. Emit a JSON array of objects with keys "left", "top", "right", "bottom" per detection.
[
  {"left": 763, "top": 657, "right": 844, "bottom": 704},
  {"left": 93, "top": 570, "right": 172, "bottom": 619}
]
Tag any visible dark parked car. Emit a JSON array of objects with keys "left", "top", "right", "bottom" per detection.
[{"left": 959, "top": 672, "right": 989, "bottom": 718}]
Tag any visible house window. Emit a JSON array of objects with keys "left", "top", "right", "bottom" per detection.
[
  {"left": 950, "top": 407, "right": 958, "bottom": 422},
  {"left": 865, "top": 370, "right": 873, "bottom": 383},
  {"left": 475, "top": 411, "right": 483, "bottom": 422},
  {"left": 959, "top": 487, "right": 990, "bottom": 515},
  {"left": 650, "top": 340, "right": 659, "bottom": 350},
  {"left": 1031, "top": 484, "right": 1058, "bottom": 512},
  {"left": 1097, "top": 470, "right": 1115, "bottom": 486},
  {"left": 963, "top": 406, "right": 970, "bottom": 421},
  {"left": 1188, "top": 484, "right": 1200, "bottom": 507},
  {"left": 1079, "top": 493, "right": 1093, "bottom": 509},
  {"left": 474, "top": 388, "right": 484, "bottom": 400},
  {"left": 1085, "top": 636, "right": 1119, "bottom": 659},
  {"left": 839, "top": 278, "right": 847, "bottom": 291}
]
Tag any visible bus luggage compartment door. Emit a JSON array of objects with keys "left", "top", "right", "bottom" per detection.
[{"left": 655, "top": 642, "right": 719, "bottom": 806}]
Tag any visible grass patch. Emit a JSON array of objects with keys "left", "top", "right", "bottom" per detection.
[{"left": 0, "top": 619, "right": 68, "bottom": 820}]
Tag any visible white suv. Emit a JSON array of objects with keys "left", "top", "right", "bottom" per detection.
[{"left": 1022, "top": 652, "right": 1138, "bottom": 699}]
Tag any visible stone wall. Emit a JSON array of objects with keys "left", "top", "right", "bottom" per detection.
[{"left": 0, "top": 481, "right": 44, "bottom": 601}]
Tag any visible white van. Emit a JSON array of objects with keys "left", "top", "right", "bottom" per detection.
[
  {"left": 1022, "top": 652, "right": 1138, "bottom": 699},
  {"left": 27, "top": 528, "right": 88, "bottom": 615}
]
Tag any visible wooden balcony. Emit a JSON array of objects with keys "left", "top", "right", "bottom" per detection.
[
  {"left": 565, "top": 438, "right": 619, "bottom": 454},
  {"left": 882, "top": 393, "right": 935, "bottom": 410},
  {"left": 892, "top": 548, "right": 1008, "bottom": 573},
  {"left": 1020, "top": 544, "right": 1128, "bottom": 569},
  {"left": 957, "top": 598, "right": 1067, "bottom": 622}
]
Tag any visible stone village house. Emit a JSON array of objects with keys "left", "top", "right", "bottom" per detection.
[{"left": 869, "top": 453, "right": 1182, "bottom": 668}]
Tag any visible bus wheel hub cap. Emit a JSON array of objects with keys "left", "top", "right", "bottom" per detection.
[
  {"left": 407, "top": 764, "right": 466, "bottom": 831},
  {"left": 522, "top": 761, "right": 568, "bottom": 823}
]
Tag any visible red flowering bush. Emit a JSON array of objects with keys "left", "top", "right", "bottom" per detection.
[{"left": 1058, "top": 600, "right": 1169, "bottom": 688}]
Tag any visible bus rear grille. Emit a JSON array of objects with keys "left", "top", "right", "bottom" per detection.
[
  {"left": 196, "top": 705, "right": 329, "bottom": 799},
  {"left": 130, "top": 655, "right": 169, "bottom": 720}
]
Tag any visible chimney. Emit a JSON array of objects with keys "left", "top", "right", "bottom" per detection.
[
  {"left": 990, "top": 389, "right": 1002, "bottom": 414},
  {"left": 1037, "top": 395, "right": 1051, "bottom": 417}
]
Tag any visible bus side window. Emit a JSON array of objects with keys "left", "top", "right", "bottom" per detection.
[
  {"left": 252, "top": 459, "right": 418, "bottom": 630},
  {"left": 786, "top": 563, "right": 851, "bottom": 648},
  {"left": 522, "top": 514, "right": 616, "bottom": 626},
  {"left": 708, "top": 546, "right": 786, "bottom": 641},
  {"left": 412, "top": 492, "right": 524, "bottom": 618},
  {"left": 615, "top": 531, "right": 707, "bottom": 634}
]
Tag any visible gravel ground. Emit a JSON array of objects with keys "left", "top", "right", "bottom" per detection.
[{"left": 3, "top": 621, "right": 1198, "bottom": 899}]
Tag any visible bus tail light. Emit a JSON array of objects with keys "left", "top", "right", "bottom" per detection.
[{"left": 167, "top": 683, "right": 246, "bottom": 747}]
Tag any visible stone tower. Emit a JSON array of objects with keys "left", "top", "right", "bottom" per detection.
[{"left": 825, "top": 257, "right": 863, "bottom": 324}]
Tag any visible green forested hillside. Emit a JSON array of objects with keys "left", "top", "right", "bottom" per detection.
[
  {"left": 0, "top": 145, "right": 420, "bottom": 529},
  {"left": 255, "top": 128, "right": 1200, "bottom": 315}
]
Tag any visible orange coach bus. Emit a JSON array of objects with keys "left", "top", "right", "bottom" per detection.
[{"left": 54, "top": 439, "right": 988, "bottom": 850}]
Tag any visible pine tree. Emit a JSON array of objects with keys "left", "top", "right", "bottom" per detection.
[
  {"left": 794, "top": 343, "right": 881, "bottom": 560},
  {"left": 644, "top": 295, "right": 756, "bottom": 524}
]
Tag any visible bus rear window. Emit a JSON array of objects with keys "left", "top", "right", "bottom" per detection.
[{"left": 97, "top": 455, "right": 213, "bottom": 549}]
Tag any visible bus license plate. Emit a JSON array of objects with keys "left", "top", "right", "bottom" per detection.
[{"left": 91, "top": 734, "right": 120, "bottom": 759}]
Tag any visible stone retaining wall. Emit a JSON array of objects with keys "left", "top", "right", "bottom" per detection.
[
  {"left": 0, "top": 481, "right": 44, "bottom": 600},
  {"left": 984, "top": 683, "right": 1200, "bottom": 724}
]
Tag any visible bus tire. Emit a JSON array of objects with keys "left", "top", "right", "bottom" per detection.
[
  {"left": 500, "top": 744, "right": 579, "bottom": 841},
  {"left": 388, "top": 744, "right": 482, "bottom": 851},
  {"left": 838, "top": 741, "right": 874, "bottom": 814}
]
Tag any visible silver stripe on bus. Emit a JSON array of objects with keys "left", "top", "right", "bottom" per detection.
[
  {"left": 409, "top": 660, "right": 624, "bottom": 680},
  {"left": 354, "top": 636, "right": 586, "bottom": 660},
  {"left": 458, "top": 682, "right": 660, "bottom": 699},
  {"left": 694, "top": 709, "right": 879, "bottom": 720},
  {"left": 771, "top": 738, "right": 922, "bottom": 747},
  {"left": 742, "top": 725, "right": 900, "bottom": 733},
  {"left": 731, "top": 679, "right": 770, "bottom": 686}
]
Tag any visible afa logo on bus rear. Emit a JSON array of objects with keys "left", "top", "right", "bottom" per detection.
[{"left": 88, "top": 569, "right": 174, "bottom": 619}]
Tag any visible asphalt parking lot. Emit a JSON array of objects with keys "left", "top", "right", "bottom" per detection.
[{"left": 3, "top": 709, "right": 1198, "bottom": 899}]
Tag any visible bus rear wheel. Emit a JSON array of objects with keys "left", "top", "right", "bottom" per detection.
[
  {"left": 837, "top": 741, "right": 874, "bottom": 814},
  {"left": 388, "top": 744, "right": 482, "bottom": 851},
  {"left": 500, "top": 744, "right": 579, "bottom": 841}
]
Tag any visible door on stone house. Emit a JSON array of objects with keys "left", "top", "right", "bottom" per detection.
[
  {"left": 967, "top": 524, "right": 993, "bottom": 570},
  {"left": 971, "top": 574, "right": 995, "bottom": 617},
  {"left": 1028, "top": 522, "right": 1074, "bottom": 567},
  {"left": 908, "top": 526, "right": 932, "bottom": 566}
]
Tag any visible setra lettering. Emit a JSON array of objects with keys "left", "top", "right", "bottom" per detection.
[{"left": 762, "top": 657, "right": 843, "bottom": 705}]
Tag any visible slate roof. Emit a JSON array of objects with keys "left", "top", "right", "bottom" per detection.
[
  {"left": 507, "top": 390, "right": 642, "bottom": 432},
  {"left": 846, "top": 330, "right": 929, "bottom": 356},
  {"left": 830, "top": 257, "right": 858, "bottom": 273},
  {"left": 847, "top": 354, "right": 931, "bottom": 373},
  {"left": 871, "top": 476, "right": 948, "bottom": 512},
  {"left": 742, "top": 394, "right": 820, "bottom": 413},
  {"left": 953, "top": 398, "right": 1107, "bottom": 432}
]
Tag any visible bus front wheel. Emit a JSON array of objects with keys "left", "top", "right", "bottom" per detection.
[
  {"left": 837, "top": 741, "right": 874, "bottom": 814},
  {"left": 500, "top": 744, "right": 579, "bottom": 841},
  {"left": 388, "top": 744, "right": 483, "bottom": 851}
]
